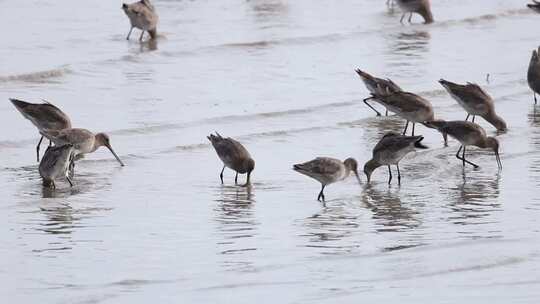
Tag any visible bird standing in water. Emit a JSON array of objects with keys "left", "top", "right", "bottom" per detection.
[
  {"left": 395, "top": 0, "right": 434, "bottom": 24},
  {"left": 528, "top": 47, "right": 540, "bottom": 105},
  {"left": 207, "top": 132, "right": 255, "bottom": 186},
  {"left": 294, "top": 157, "right": 360, "bottom": 202},
  {"left": 122, "top": 0, "right": 159, "bottom": 41},
  {"left": 364, "top": 132, "right": 428, "bottom": 184},
  {"left": 39, "top": 144, "right": 75, "bottom": 189}
]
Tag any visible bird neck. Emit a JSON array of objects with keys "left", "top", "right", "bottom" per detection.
[{"left": 482, "top": 111, "right": 507, "bottom": 131}]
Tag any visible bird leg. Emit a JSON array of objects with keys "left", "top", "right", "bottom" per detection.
[
  {"left": 396, "top": 164, "right": 401, "bottom": 184},
  {"left": 402, "top": 121, "right": 409, "bottom": 135},
  {"left": 412, "top": 123, "right": 416, "bottom": 136},
  {"left": 456, "top": 146, "right": 479, "bottom": 168},
  {"left": 472, "top": 115, "right": 476, "bottom": 123},
  {"left": 220, "top": 165, "right": 225, "bottom": 184},
  {"left": 242, "top": 171, "right": 252, "bottom": 187},
  {"left": 317, "top": 185, "right": 326, "bottom": 202},
  {"left": 400, "top": 13, "right": 406, "bottom": 24},
  {"left": 387, "top": 165, "right": 393, "bottom": 184},
  {"left": 126, "top": 27, "right": 134, "bottom": 40},
  {"left": 465, "top": 114, "right": 470, "bottom": 121},
  {"left": 66, "top": 176, "right": 74, "bottom": 187},
  {"left": 535, "top": 92, "right": 538, "bottom": 105},
  {"left": 363, "top": 97, "right": 382, "bottom": 116},
  {"left": 408, "top": 12, "right": 413, "bottom": 23},
  {"left": 36, "top": 136, "right": 44, "bottom": 162},
  {"left": 235, "top": 172, "right": 239, "bottom": 185},
  {"left": 139, "top": 30, "right": 145, "bottom": 41},
  {"left": 385, "top": 109, "right": 388, "bottom": 116}
]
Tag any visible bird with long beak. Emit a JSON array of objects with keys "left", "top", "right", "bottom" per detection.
[
  {"left": 424, "top": 120, "right": 502, "bottom": 169},
  {"left": 354, "top": 69, "right": 402, "bottom": 116},
  {"left": 364, "top": 132, "right": 428, "bottom": 184},
  {"left": 528, "top": 46, "right": 540, "bottom": 105},
  {"left": 207, "top": 132, "right": 255, "bottom": 187},
  {"left": 293, "top": 157, "right": 360, "bottom": 202},
  {"left": 40, "top": 128, "right": 125, "bottom": 168}
]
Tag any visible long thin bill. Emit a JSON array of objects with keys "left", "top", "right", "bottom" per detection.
[
  {"left": 354, "top": 172, "right": 362, "bottom": 184},
  {"left": 108, "top": 146, "right": 125, "bottom": 166},
  {"left": 496, "top": 152, "right": 502, "bottom": 169}
]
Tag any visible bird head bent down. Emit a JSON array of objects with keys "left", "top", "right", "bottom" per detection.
[
  {"left": 486, "top": 137, "right": 502, "bottom": 169},
  {"left": 363, "top": 159, "right": 380, "bottom": 184},
  {"left": 344, "top": 158, "right": 361, "bottom": 183},
  {"left": 95, "top": 133, "right": 125, "bottom": 167}
]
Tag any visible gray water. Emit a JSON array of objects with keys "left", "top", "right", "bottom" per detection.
[{"left": 2, "top": 0, "right": 540, "bottom": 302}]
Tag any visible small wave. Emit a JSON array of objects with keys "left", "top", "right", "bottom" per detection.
[{"left": 0, "top": 65, "right": 70, "bottom": 83}]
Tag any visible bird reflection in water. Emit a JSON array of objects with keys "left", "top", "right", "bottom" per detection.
[
  {"left": 213, "top": 185, "right": 258, "bottom": 271},
  {"left": 446, "top": 170, "right": 501, "bottom": 226},
  {"left": 528, "top": 106, "right": 540, "bottom": 185}
]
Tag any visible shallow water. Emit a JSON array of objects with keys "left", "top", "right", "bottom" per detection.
[{"left": 2, "top": 0, "right": 540, "bottom": 302}]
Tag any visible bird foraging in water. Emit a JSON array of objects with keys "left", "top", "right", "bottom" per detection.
[
  {"left": 396, "top": 0, "right": 434, "bottom": 24},
  {"left": 438, "top": 79, "right": 507, "bottom": 131},
  {"left": 424, "top": 120, "right": 502, "bottom": 169},
  {"left": 364, "top": 132, "right": 428, "bottom": 184},
  {"left": 122, "top": 0, "right": 158, "bottom": 41},
  {"left": 9, "top": 98, "right": 72, "bottom": 162},
  {"left": 369, "top": 91, "right": 435, "bottom": 137},
  {"left": 528, "top": 46, "right": 540, "bottom": 105},
  {"left": 40, "top": 128, "right": 125, "bottom": 168},
  {"left": 39, "top": 144, "right": 75, "bottom": 189},
  {"left": 527, "top": 0, "right": 540, "bottom": 13},
  {"left": 355, "top": 69, "right": 402, "bottom": 116},
  {"left": 293, "top": 157, "right": 360, "bottom": 202},
  {"left": 207, "top": 132, "right": 255, "bottom": 186}
]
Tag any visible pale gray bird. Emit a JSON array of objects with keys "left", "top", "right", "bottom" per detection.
[
  {"left": 355, "top": 69, "right": 402, "bottom": 116},
  {"left": 10, "top": 98, "right": 72, "bottom": 162},
  {"left": 424, "top": 120, "right": 502, "bottom": 169},
  {"left": 41, "top": 128, "right": 124, "bottom": 167},
  {"left": 39, "top": 144, "right": 75, "bottom": 189},
  {"left": 528, "top": 46, "right": 540, "bottom": 105},
  {"left": 207, "top": 132, "right": 255, "bottom": 186},
  {"left": 396, "top": 0, "right": 434, "bottom": 24},
  {"left": 122, "top": 0, "right": 159, "bottom": 41},
  {"left": 293, "top": 157, "right": 360, "bottom": 202},
  {"left": 438, "top": 79, "right": 507, "bottom": 131},
  {"left": 364, "top": 132, "right": 428, "bottom": 184}
]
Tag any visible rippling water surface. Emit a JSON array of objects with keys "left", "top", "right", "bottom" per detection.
[{"left": 2, "top": 0, "right": 540, "bottom": 302}]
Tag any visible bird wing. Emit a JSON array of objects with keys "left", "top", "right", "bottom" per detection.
[{"left": 294, "top": 157, "right": 341, "bottom": 175}]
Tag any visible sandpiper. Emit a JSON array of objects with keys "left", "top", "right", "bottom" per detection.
[
  {"left": 122, "top": 0, "right": 159, "bottom": 41},
  {"left": 370, "top": 91, "right": 434, "bottom": 136},
  {"left": 528, "top": 47, "right": 540, "bottom": 105},
  {"left": 364, "top": 132, "right": 428, "bottom": 184},
  {"left": 9, "top": 98, "right": 72, "bottom": 162},
  {"left": 424, "top": 120, "right": 502, "bottom": 169},
  {"left": 39, "top": 144, "right": 75, "bottom": 189},
  {"left": 293, "top": 157, "right": 360, "bottom": 202},
  {"left": 396, "top": 0, "right": 434, "bottom": 24},
  {"left": 207, "top": 132, "right": 255, "bottom": 186},
  {"left": 439, "top": 79, "right": 507, "bottom": 131},
  {"left": 355, "top": 69, "right": 402, "bottom": 116},
  {"left": 40, "top": 128, "right": 124, "bottom": 167},
  {"left": 528, "top": 1, "right": 540, "bottom": 13}
]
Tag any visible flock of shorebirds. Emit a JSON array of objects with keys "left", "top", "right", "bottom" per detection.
[{"left": 8, "top": 0, "right": 540, "bottom": 201}]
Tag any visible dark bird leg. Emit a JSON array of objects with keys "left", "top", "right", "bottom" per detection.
[
  {"left": 412, "top": 123, "right": 416, "bottom": 136},
  {"left": 235, "top": 172, "right": 239, "bottom": 185},
  {"left": 402, "top": 121, "right": 409, "bottom": 135},
  {"left": 456, "top": 146, "right": 479, "bottom": 168},
  {"left": 48, "top": 140, "right": 52, "bottom": 147},
  {"left": 408, "top": 12, "right": 413, "bottom": 23},
  {"left": 317, "top": 185, "right": 326, "bottom": 202},
  {"left": 139, "top": 30, "right": 145, "bottom": 41},
  {"left": 126, "top": 27, "right": 134, "bottom": 40},
  {"left": 220, "top": 165, "right": 225, "bottom": 184},
  {"left": 465, "top": 114, "right": 470, "bottom": 121},
  {"left": 400, "top": 13, "right": 406, "bottom": 24},
  {"left": 36, "top": 136, "right": 44, "bottom": 162},
  {"left": 472, "top": 115, "right": 476, "bottom": 123},
  {"left": 535, "top": 92, "right": 538, "bottom": 105},
  {"left": 363, "top": 97, "right": 382, "bottom": 116},
  {"left": 396, "top": 164, "right": 401, "bottom": 185},
  {"left": 387, "top": 165, "right": 393, "bottom": 184},
  {"left": 385, "top": 109, "right": 388, "bottom": 116},
  {"left": 66, "top": 176, "right": 74, "bottom": 187}
]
